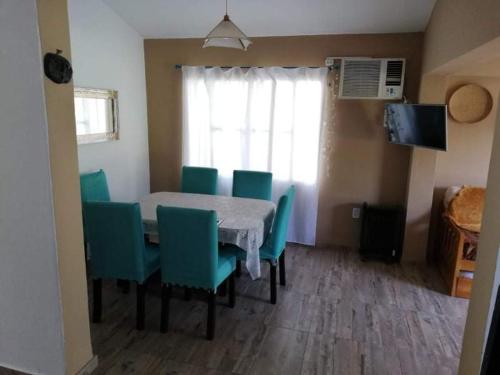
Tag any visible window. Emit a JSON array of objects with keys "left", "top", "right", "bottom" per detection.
[
  {"left": 182, "top": 66, "right": 328, "bottom": 245},
  {"left": 182, "top": 67, "right": 326, "bottom": 184},
  {"left": 74, "top": 88, "right": 119, "bottom": 144}
]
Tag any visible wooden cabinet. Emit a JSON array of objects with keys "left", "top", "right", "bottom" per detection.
[{"left": 437, "top": 215, "right": 478, "bottom": 298}]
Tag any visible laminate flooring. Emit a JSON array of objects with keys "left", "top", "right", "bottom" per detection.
[{"left": 0, "top": 245, "right": 469, "bottom": 375}]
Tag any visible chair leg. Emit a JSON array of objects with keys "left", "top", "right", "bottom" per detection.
[
  {"left": 207, "top": 290, "right": 216, "bottom": 340},
  {"left": 270, "top": 262, "right": 277, "bottom": 305},
  {"left": 279, "top": 250, "right": 286, "bottom": 286},
  {"left": 218, "top": 280, "right": 227, "bottom": 297},
  {"left": 228, "top": 272, "right": 235, "bottom": 308},
  {"left": 84, "top": 241, "right": 89, "bottom": 261},
  {"left": 236, "top": 260, "right": 242, "bottom": 277},
  {"left": 117, "top": 279, "right": 130, "bottom": 294},
  {"left": 92, "top": 279, "right": 102, "bottom": 323},
  {"left": 160, "top": 284, "right": 171, "bottom": 333},
  {"left": 184, "top": 287, "right": 192, "bottom": 301},
  {"left": 136, "top": 283, "right": 146, "bottom": 330}
]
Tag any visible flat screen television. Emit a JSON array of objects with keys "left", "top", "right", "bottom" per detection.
[{"left": 384, "top": 104, "right": 448, "bottom": 151}]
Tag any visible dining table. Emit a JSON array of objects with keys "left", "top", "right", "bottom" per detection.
[{"left": 139, "top": 192, "right": 276, "bottom": 280}]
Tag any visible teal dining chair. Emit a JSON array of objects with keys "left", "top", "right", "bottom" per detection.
[
  {"left": 232, "top": 170, "right": 273, "bottom": 276},
  {"left": 80, "top": 169, "right": 111, "bottom": 253},
  {"left": 222, "top": 185, "right": 296, "bottom": 304},
  {"left": 156, "top": 206, "right": 236, "bottom": 340},
  {"left": 181, "top": 166, "right": 218, "bottom": 195},
  {"left": 232, "top": 170, "right": 273, "bottom": 201},
  {"left": 80, "top": 169, "right": 111, "bottom": 202},
  {"left": 84, "top": 201, "right": 160, "bottom": 330}
]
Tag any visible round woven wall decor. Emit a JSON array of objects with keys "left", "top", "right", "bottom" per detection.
[{"left": 448, "top": 84, "right": 493, "bottom": 124}]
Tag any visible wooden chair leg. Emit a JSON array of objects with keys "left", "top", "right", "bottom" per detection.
[
  {"left": 236, "top": 260, "right": 242, "bottom": 277},
  {"left": 270, "top": 262, "right": 277, "bottom": 305},
  {"left": 117, "top": 279, "right": 130, "bottom": 294},
  {"left": 207, "top": 290, "right": 216, "bottom": 340},
  {"left": 184, "top": 287, "right": 192, "bottom": 301},
  {"left": 228, "top": 272, "right": 235, "bottom": 308},
  {"left": 136, "top": 283, "right": 146, "bottom": 330},
  {"left": 218, "top": 280, "right": 227, "bottom": 297},
  {"left": 160, "top": 284, "right": 171, "bottom": 333},
  {"left": 93, "top": 279, "right": 102, "bottom": 323},
  {"left": 279, "top": 250, "right": 286, "bottom": 286},
  {"left": 84, "top": 241, "right": 89, "bottom": 261}
]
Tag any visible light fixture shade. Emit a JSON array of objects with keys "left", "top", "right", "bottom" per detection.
[{"left": 203, "top": 15, "right": 252, "bottom": 50}]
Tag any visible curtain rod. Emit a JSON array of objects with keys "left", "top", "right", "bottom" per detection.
[{"left": 174, "top": 64, "right": 332, "bottom": 70}]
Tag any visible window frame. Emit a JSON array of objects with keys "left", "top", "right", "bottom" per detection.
[{"left": 74, "top": 87, "right": 119, "bottom": 145}]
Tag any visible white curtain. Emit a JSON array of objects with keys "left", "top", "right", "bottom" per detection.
[{"left": 182, "top": 66, "right": 327, "bottom": 245}]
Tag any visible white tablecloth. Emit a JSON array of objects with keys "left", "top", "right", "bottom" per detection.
[{"left": 139, "top": 192, "right": 275, "bottom": 279}]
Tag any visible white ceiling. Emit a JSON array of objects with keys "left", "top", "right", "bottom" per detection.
[{"left": 103, "top": 0, "right": 437, "bottom": 39}]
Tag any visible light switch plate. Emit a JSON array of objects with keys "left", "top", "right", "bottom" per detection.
[{"left": 352, "top": 207, "right": 361, "bottom": 219}]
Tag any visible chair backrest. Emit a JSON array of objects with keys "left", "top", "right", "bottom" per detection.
[
  {"left": 157, "top": 206, "right": 219, "bottom": 290},
  {"left": 286, "top": 185, "right": 296, "bottom": 214},
  {"left": 267, "top": 185, "right": 296, "bottom": 258},
  {"left": 80, "top": 169, "right": 110, "bottom": 202},
  {"left": 232, "top": 170, "right": 272, "bottom": 201},
  {"left": 181, "top": 166, "right": 218, "bottom": 195},
  {"left": 84, "top": 201, "right": 148, "bottom": 282}
]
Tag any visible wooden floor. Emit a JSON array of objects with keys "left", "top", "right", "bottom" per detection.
[
  {"left": 86, "top": 245, "right": 468, "bottom": 375},
  {"left": 0, "top": 245, "right": 469, "bottom": 375}
]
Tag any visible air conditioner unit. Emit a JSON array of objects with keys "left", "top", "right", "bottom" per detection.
[{"left": 326, "top": 57, "right": 405, "bottom": 100}]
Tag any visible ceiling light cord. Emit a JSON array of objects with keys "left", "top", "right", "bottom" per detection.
[{"left": 223, "top": 0, "right": 229, "bottom": 21}]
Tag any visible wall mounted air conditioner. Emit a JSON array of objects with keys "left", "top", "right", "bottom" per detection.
[{"left": 326, "top": 57, "right": 406, "bottom": 100}]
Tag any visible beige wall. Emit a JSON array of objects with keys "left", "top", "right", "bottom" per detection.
[
  {"left": 427, "top": 76, "right": 499, "bottom": 258},
  {"left": 37, "top": 0, "right": 94, "bottom": 373},
  {"left": 412, "top": 0, "right": 500, "bottom": 373},
  {"left": 435, "top": 76, "right": 498, "bottom": 189},
  {"left": 459, "top": 95, "right": 500, "bottom": 375},
  {"left": 406, "top": 0, "right": 500, "bottom": 263},
  {"left": 402, "top": 149, "right": 438, "bottom": 262},
  {"left": 423, "top": 0, "right": 500, "bottom": 74},
  {"left": 407, "top": 74, "right": 499, "bottom": 262},
  {"left": 402, "top": 74, "right": 447, "bottom": 261},
  {"left": 144, "top": 33, "right": 423, "bottom": 247}
]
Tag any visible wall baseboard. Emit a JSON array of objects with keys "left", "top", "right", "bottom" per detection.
[{"left": 76, "top": 355, "right": 98, "bottom": 375}]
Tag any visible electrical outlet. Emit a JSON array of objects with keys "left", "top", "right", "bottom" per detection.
[{"left": 352, "top": 207, "right": 361, "bottom": 219}]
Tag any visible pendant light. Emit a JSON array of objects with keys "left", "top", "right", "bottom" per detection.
[{"left": 203, "top": 0, "right": 252, "bottom": 51}]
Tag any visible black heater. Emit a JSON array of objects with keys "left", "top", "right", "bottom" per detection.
[
  {"left": 359, "top": 203, "right": 405, "bottom": 263},
  {"left": 481, "top": 286, "right": 500, "bottom": 374}
]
